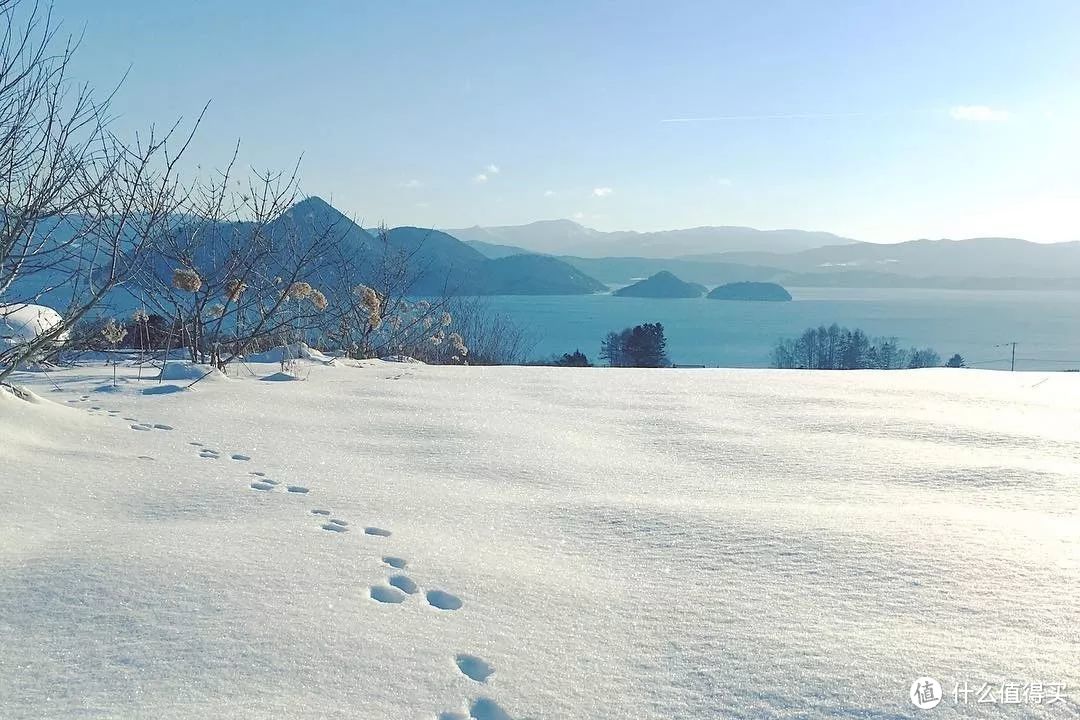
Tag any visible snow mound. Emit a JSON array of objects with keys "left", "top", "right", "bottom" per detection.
[
  {"left": 0, "top": 383, "right": 46, "bottom": 405},
  {"left": 380, "top": 354, "right": 425, "bottom": 364},
  {"left": 260, "top": 371, "right": 303, "bottom": 382},
  {"left": 158, "top": 362, "right": 228, "bottom": 383},
  {"left": 0, "top": 303, "right": 67, "bottom": 351},
  {"left": 246, "top": 343, "right": 335, "bottom": 365}
]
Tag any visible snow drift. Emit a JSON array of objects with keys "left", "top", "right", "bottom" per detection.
[{"left": 1, "top": 362, "right": 1077, "bottom": 719}]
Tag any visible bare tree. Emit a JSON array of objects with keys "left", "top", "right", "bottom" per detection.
[
  {"left": 126, "top": 154, "right": 346, "bottom": 369},
  {"left": 0, "top": 0, "right": 197, "bottom": 383}
]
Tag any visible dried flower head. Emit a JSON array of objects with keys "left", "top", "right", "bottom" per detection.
[
  {"left": 101, "top": 319, "right": 127, "bottom": 345},
  {"left": 430, "top": 329, "right": 445, "bottom": 346},
  {"left": 224, "top": 278, "right": 247, "bottom": 302},
  {"left": 449, "top": 332, "right": 468, "bottom": 357},
  {"left": 310, "top": 289, "right": 328, "bottom": 311},
  {"left": 287, "top": 281, "right": 313, "bottom": 300},
  {"left": 440, "top": 311, "right": 452, "bottom": 327},
  {"left": 131, "top": 308, "right": 149, "bottom": 323},
  {"left": 172, "top": 268, "right": 202, "bottom": 293}
]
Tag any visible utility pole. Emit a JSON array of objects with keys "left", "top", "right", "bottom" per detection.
[{"left": 996, "top": 342, "right": 1017, "bottom": 371}]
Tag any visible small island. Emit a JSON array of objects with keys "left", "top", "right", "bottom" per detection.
[
  {"left": 706, "top": 281, "right": 792, "bottom": 302},
  {"left": 613, "top": 271, "right": 706, "bottom": 298}
]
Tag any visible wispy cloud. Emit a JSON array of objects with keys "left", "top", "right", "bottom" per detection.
[
  {"left": 662, "top": 111, "right": 872, "bottom": 123},
  {"left": 473, "top": 173, "right": 488, "bottom": 184},
  {"left": 592, "top": 187, "right": 613, "bottom": 197},
  {"left": 400, "top": 179, "right": 422, "bottom": 189},
  {"left": 572, "top": 211, "right": 585, "bottom": 220},
  {"left": 949, "top": 105, "right": 1010, "bottom": 122},
  {"left": 543, "top": 190, "right": 555, "bottom": 197},
  {"left": 485, "top": 163, "right": 500, "bottom": 174}
]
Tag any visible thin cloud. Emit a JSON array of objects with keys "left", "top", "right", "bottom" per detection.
[
  {"left": 473, "top": 173, "right": 488, "bottom": 184},
  {"left": 400, "top": 179, "right": 422, "bottom": 189},
  {"left": 543, "top": 190, "right": 556, "bottom": 197},
  {"left": 949, "top": 105, "right": 1010, "bottom": 122},
  {"left": 662, "top": 111, "right": 872, "bottom": 123},
  {"left": 592, "top": 187, "right": 613, "bottom": 197},
  {"left": 485, "top": 163, "right": 500, "bottom": 174}
]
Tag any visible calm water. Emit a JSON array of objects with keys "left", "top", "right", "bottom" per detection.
[{"left": 485, "top": 288, "right": 1080, "bottom": 370}]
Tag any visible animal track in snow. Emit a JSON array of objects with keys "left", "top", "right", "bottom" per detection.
[
  {"left": 250, "top": 471, "right": 265, "bottom": 477},
  {"left": 388, "top": 574, "right": 418, "bottom": 594},
  {"left": 469, "top": 699, "right": 511, "bottom": 720},
  {"left": 153, "top": 424, "right": 173, "bottom": 431},
  {"left": 311, "top": 509, "right": 331, "bottom": 516},
  {"left": 250, "top": 482, "right": 275, "bottom": 491},
  {"left": 426, "top": 590, "right": 463, "bottom": 611},
  {"left": 130, "top": 424, "right": 152, "bottom": 432},
  {"left": 382, "top": 556, "right": 407, "bottom": 569},
  {"left": 321, "top": 523, "right": 348, "bottom": 533},
  {"left": 137, "top": 455, "right": 154, "bottom": 461},
  {"left": 123, "top": 416, "right": 138, "bottom": 421},
  {"left": 230, "top": 454, "right": 250, "bottom": 461},
  {"left": 369, "top": 585, "right": 407, "bottom": 604},
  {"left": 199, "top": 450, "right": 220, "bottom": 459},
  {"left": 328, "top": 518, "right": 348, "bottom": 527},
  {"left": 286, "top": 486, "right": 309, "bottom": 494},
  {"left": 454, "top": 654, "right": 494, "bottom": 683},
  {"left": 189, "top": 441, "right": 203, "bottom": 446},
  {"left": 364, "top": 527, "right": 391, "bottom": 537}
]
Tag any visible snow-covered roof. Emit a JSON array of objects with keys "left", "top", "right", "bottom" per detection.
[{"left": 0, "top": 303, "right": 68, "bottom": 348}]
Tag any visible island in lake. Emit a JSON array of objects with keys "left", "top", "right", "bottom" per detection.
[
  {"left": 613, "top": 271, "right": 706, "bottom": 298},
  {"left": 706, "top": 281, "right": 792, "bottom": 301}
]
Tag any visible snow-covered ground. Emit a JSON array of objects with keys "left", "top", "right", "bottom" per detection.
[{"left": 1, "top": 361, "right": 1078, "bottom": 719}]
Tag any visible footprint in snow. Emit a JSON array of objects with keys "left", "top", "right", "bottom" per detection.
[
  {"left": 382, "top": 556, "right": 407, "bottom": 569},
  {"left": 189, "top": 441, "right": 203, "bottom": 446},
  {"left": 455, "top": 654, "right": 494, "bottom": 683},
  {"left": 137, "top": 455, "right": 154, "bottom": 461},
  {"left": 123, "top": 416, "right": 138, "bottom": 421},
  {"left": 321, "top": 523, "right": 348, "bottom": 533},
  {"left": 437, "top": 713, "right": 468, "bottom": 720},
  {"left": 364, "top": 527, "right": 391, "bottom": 537},
  {"left": 369, "top": 585, "right": 407, "bottom": 604},
  {"left": 426, "top": 590, "right": 463, "bottom": 611},
  {"left": 250, "top": 471, "right": 265, "bottom": 477},
  {"left": 199, "top": 450, "right": 220, "bottom": 459},
  {"left": 230, "top": 454, "right": 250, "bottom": 461},
  {"left": 328, "top": 518, "right": 348, "bottom": 527},
  {"left": 311, "top": 509, "right": 331, "bottom": 516},
  {"left": 286, "top": 486, "right": 309, "bottom": 494},
  {"left": 469, "top": 698, "right": 511, "bottom": 720},
  {"left": 130, "top": 424, "right": 152, "bottom": 432},
  {"left": 388, "top": 574, "right": 418, "bottom": 594},
  {"left": 153, "top": 424, "right": 173, "bottom": 431},
  {"left": 250, "top": 482, "right": 275, "bottom": 491}
]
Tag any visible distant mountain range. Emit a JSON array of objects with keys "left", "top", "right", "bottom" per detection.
[
  {"left": 448, "top": 219, "right": 854, "bottom": 259},
  {"left": 276, "top": 198, "right": 604, "bottom": 295},
  {"left": 455, "top": 218, "right": 1080, "bottom": 290}
]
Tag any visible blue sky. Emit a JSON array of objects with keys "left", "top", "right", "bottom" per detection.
[{"left": 52, "top": 0, "right": 1080, "bottom": 242}]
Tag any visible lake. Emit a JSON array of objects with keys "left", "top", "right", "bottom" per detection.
[{"left": 484, "top": 288, "right": 1080, "bottom": 370}]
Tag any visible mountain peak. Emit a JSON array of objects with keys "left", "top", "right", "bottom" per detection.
[{"left": 287, "top": 195, "right": 340, "bottom": 217}]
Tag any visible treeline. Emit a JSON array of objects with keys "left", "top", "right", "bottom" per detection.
[
  {"left": 600, "top": 323, "right": 669, "bottom": 367},
  {"left": 771, "top": 324, "right": 945, "bottom": 370}
]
